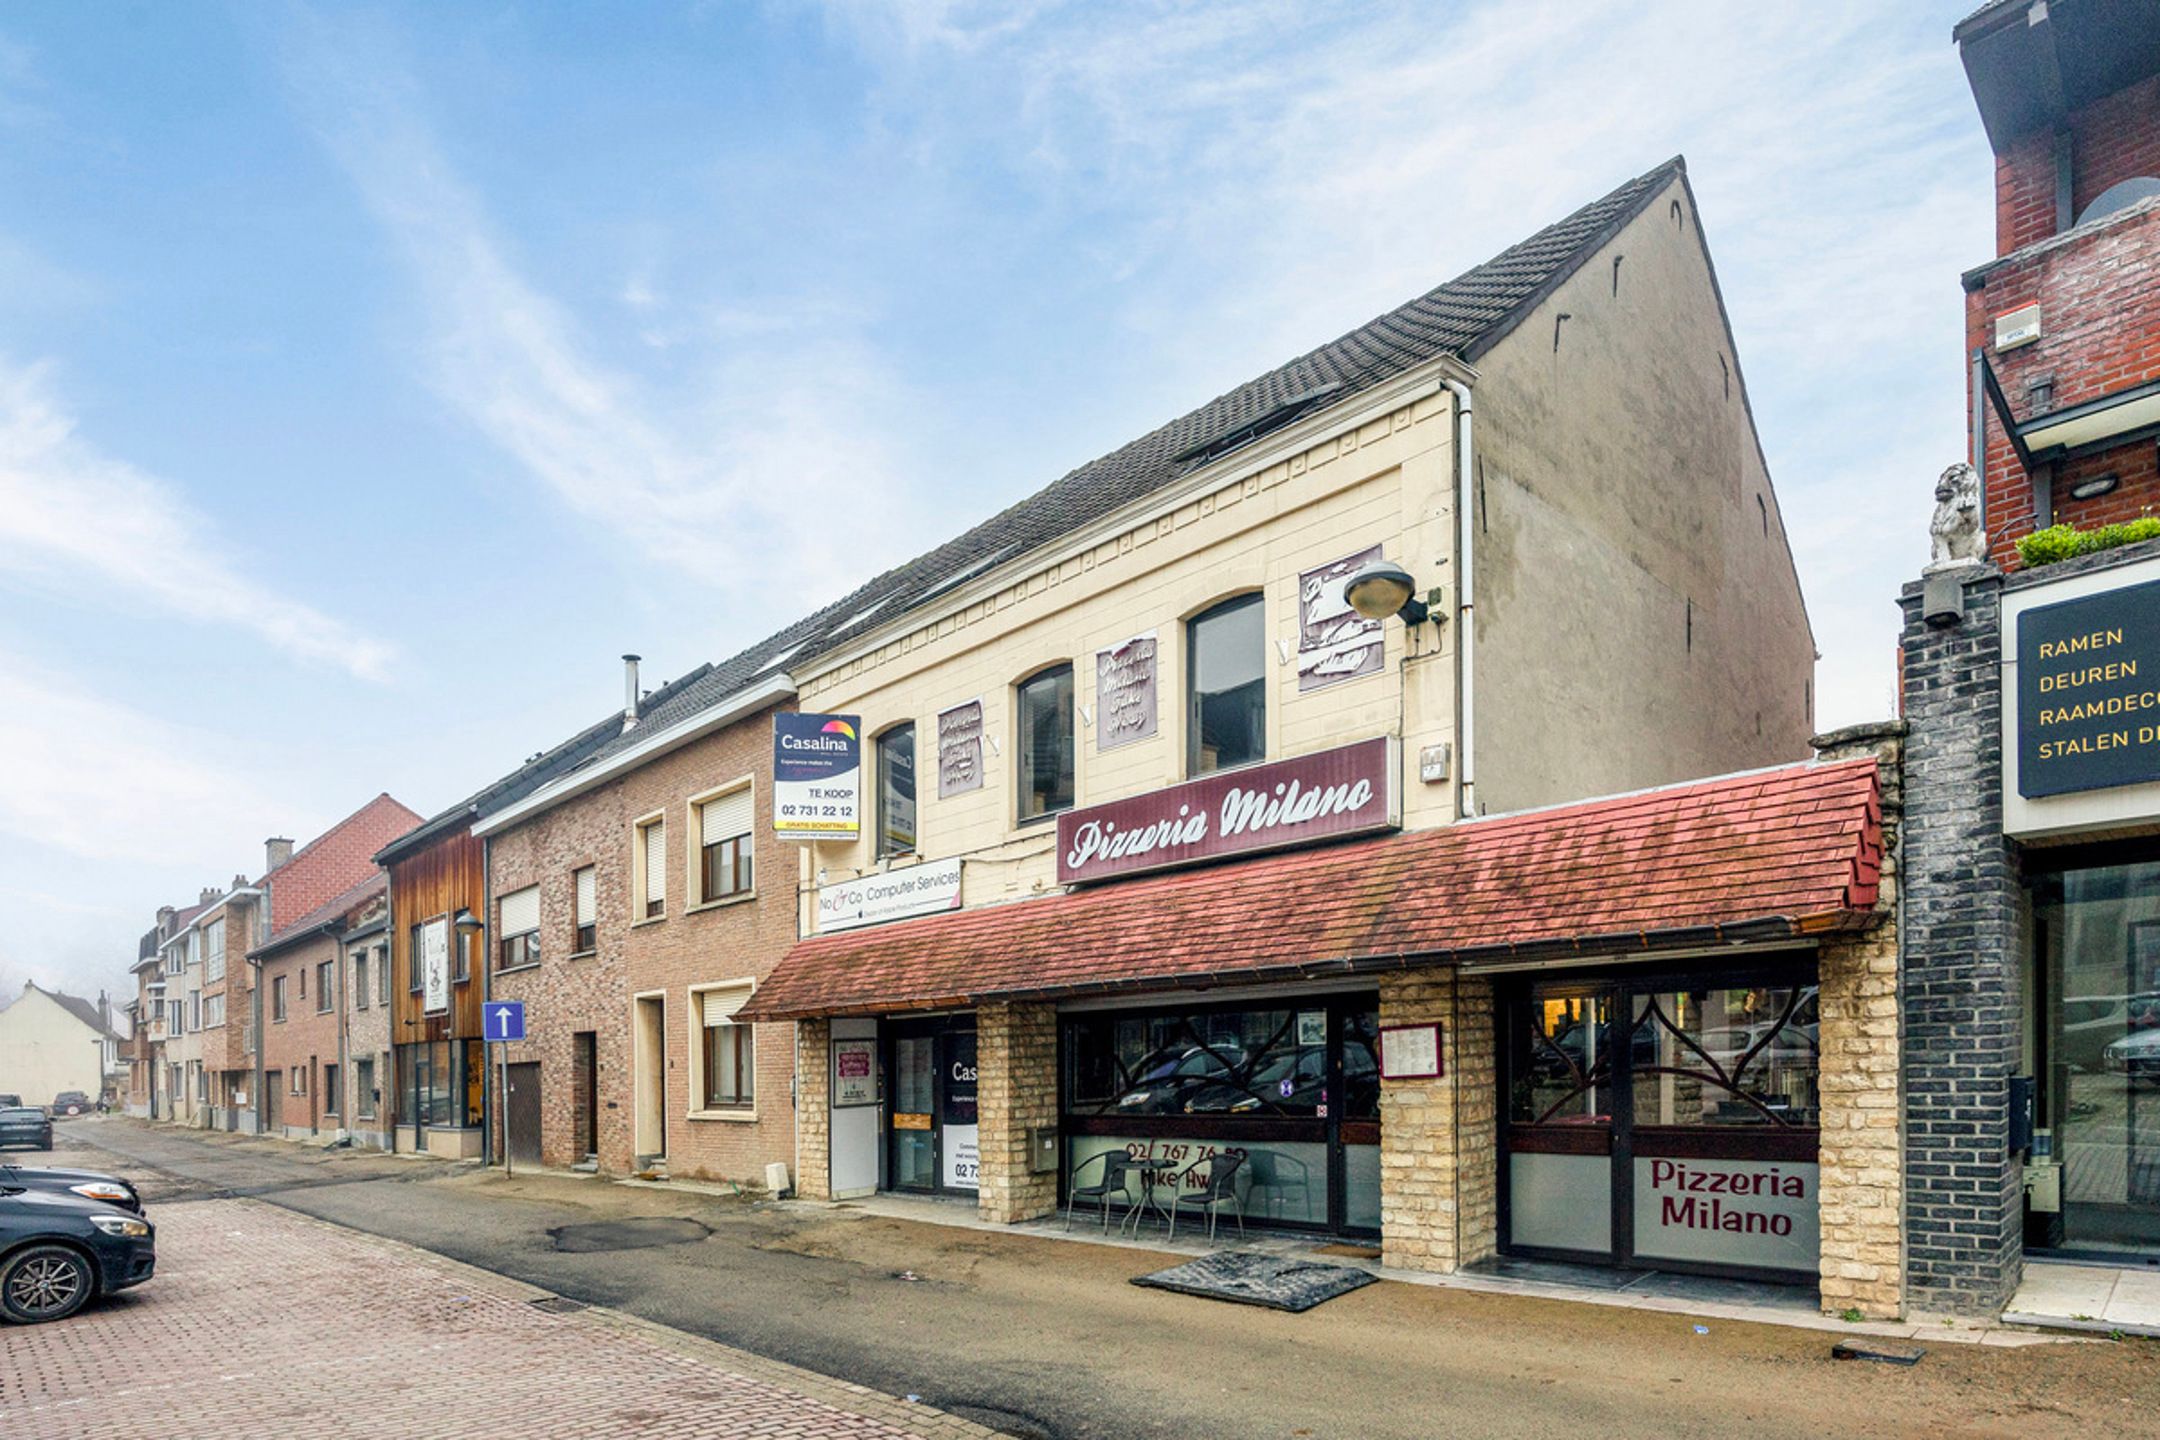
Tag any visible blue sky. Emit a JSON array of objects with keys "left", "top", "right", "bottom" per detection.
[{"left": 0, "top": 1, "right": 1989, "bottom": 1004}]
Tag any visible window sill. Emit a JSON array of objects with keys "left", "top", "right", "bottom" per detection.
[
  {"left": 687, "top": 1107, "right": 758, "bottom": 1123},
  {"left": 493, "top": 961, "right": 542, "bottom": 976},
  {"left": 565, "top": 949, "right": 597, "bottom": 962},
  {"left": 631, "top": 914, "right": 666, "bottom": 929},
  {"left": 686, "top": 893, "right": 756, "bottom": 915}
]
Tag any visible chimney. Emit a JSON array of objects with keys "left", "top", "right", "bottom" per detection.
[
  {"left": 200, "top": 886, "right": 218, "bottom": 905},
  {"left": 265, "top": 837, "right": 294, "bottom": 872},
  {"left": 622, "top": 654, "right": 642, "bottom": 732},
  {"left": 156, "top": 905, "right": 174, "bottom": 937}
]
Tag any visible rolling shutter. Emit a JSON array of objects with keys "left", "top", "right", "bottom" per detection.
[
  {"left": 574, "top": 867, "right": 596, "bottom": 926},
  {"left": 700, "top": 785, "right": 754, "bottom": 846},
  {"left": 643, "top": 821, "right": 666, "bottom": 905},
  {"left": 499, "top": 885, "right": 540, "bottom": 937},
  {"left": 700, "top": 984, "right": 752, "bottom": 1027}
]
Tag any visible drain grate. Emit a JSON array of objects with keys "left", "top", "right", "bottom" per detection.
[{"left": 529, "top": 1296, "right": 589, "bottom": 1315}]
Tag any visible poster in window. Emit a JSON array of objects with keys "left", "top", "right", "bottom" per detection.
[
  {"left": 937, "top": 699, "right": 985, "bottom": 799},
  {"left": 1298, "top": 546, "right": 1386, "bottom": 691},
  {"left": 832, "top": 1038, "right": 879, "bottom": 1107},
  {"left": 420, "top": 918, "right": 451, "bottom": 1017},
  {"left": 1094, "top": 632, "right": 1159, "bottom": 751}
]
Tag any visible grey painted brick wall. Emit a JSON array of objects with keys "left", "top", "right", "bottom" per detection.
[{"left": 1897, "top": 565, "right": 2025, "bottom": 1315}]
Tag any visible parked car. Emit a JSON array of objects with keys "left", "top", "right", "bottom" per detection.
[
  {"left": 0, "top": 1108, "right": 52, "bottom": 1152},
  {"left": 0, "top": 1095, "right": 21, "bottom": 1109},
  {"left": 0, "top": 1165, "right": 142, "bottom": 1214},
  {"left": 2104, "top": 1029, "right": 2160, "bottom": 1085},
  {"left": 47, "top": 1092, "right": 92, "bottom": 1119},
  {"left": 0, "top": 1186, "right": 155, "bottom": 1323}
]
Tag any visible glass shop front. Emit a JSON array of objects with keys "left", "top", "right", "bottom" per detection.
[
  {"left": 1501, "top": 954, "right": 1823, "bottom": 1284},
  {"left": 1060, "top": 993, "right": 1381, "bottom": 1235}
]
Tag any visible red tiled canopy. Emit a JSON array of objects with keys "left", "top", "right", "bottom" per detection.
[{"left": 741, "top": 758, "right": 1885, "bottom": 1022}]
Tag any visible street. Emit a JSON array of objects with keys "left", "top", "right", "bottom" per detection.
[{"left": 13, "top": 1118, "right": 2160, "bottom": 1440}]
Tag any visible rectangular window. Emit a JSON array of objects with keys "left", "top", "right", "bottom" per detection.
[
  {"left": 272, "top": 976, "right": 288, "bottom": 1022},
  {"left": 1016, "top": 664, "right": 1075, "bottom": 821},
  {"left": 317, "top": 961, "right": 335, "bottom": 1012},
  {"left": 356, "top": 1057, "right": 377, "bottom": 1119},
  {"left": 408, "top": 925, "right": 424, "bottom": 992},
  {"left": 637, "top": 817, "right": 667, "bottom": 919},
  {"left": 168, "top": 999, "right": 183, "bottom": 1034},
  {"left": 353, "top": 952, "right": 369, "bottom": 1010},
  {"left": 697, "top": 986, "right": 755, "bottom": 1109},
  {"left": 323, "top": 1063, "right": 339, "bottom": 1116},
  {"left": 1188, "top": 593, "right": 1267, "bottom": 774},
  {"left": 202, "top": 993, "right": 225, "bottom": 1028},
  {"left": 454, "top": 929, "right": 472, "bottom": 983},
  {"left": 203, "top": 918, "right": 226, "bottom": 983},
  {"left": 573, "top": 865, "right": 597, "bottom": 952},
  {"left": 877, "top": 724, "right": 916, "bottom": 857},
  {"left": 188, "top": 992, "right": 200, "bottom": 1031},
  {"left": 290, "top": 1066, "right": 306, "bottom": 1097},
  {"left": 497, "top": 885, "right": 541, "bottom": 970},
  {"left": 697, "top": 786, "right": 755, "bottom": 903}
]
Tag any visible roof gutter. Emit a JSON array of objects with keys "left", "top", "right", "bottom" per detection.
[{"left": 473, "top": 673, "right": 796, "bottom": 837}]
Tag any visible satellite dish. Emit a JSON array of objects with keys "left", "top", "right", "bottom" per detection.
[{"left": 2074, "top": 176, "right": 2160, "bottom": 228}]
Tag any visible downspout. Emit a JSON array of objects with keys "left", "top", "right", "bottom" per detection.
[
  {"left": 482, "top": 831, "right": 495, "bottom": 1168},
  {"left": 1445, "top": 378, "right": 1478, "bottom": 820},
  {"left": 334, "top": 921, "right": 349, "bottom": 1142},
  {"left": 385, "top": 869, "right": 398, "bottom": 1155}
]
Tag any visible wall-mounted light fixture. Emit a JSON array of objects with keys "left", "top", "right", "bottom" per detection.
[
  {"left": 2068, "top": 472, "right": 2120, "bottom": 502},
  {"left": 453, "top": 908, "right": 482, "bottom": 938},
  {"left": 1343, "top": 558, "right": 1433, "bottom": 626}
]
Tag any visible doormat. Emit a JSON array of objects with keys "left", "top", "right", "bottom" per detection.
[
  {"left": 1131, "top": 1252, "right": 1378, "bottom": 1313},
  {"left": 1312, "top": 1242, "right": 1383, "bottom": 1259}
]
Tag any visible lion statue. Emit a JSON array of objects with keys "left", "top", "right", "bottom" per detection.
[{"left": 1927, "top": 462, "right": 1986, "bottom": 570}]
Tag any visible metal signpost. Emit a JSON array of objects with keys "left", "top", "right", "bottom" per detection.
[{"left": 484, "top": 1001, "right": 527, "bottom": 1176}]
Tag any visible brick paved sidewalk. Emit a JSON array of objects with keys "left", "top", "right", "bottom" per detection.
[{"left": 0, "top": 1198, "right": 1001, "bottom": 1440}]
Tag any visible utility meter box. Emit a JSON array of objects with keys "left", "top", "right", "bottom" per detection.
[{"left": 1027, "top": 1126, "right": 1059, "bottom": 1174}]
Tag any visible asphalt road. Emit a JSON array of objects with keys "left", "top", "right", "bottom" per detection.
[{"left": 44, "top": 1118, "right": 2160, "bottom": 1440}]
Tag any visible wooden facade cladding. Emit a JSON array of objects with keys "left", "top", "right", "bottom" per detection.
[{"left": 388, "top": 827, "right": 486, "bottom": 1050}]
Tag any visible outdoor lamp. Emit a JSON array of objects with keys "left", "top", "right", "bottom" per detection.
[
  {"left": 1343, "top": 557, "right": 1430, "bottom": 625},
  {"left": 453, "top": 909, "right": 482, "bottom": 937}
]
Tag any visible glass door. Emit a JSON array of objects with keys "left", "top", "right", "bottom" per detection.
[
  {"left": 1504, "top": 985, "right": 1617, "bottom": 1258},
  {"left": 890, "top": 1031, "right": 938, "bottom": 1192}
]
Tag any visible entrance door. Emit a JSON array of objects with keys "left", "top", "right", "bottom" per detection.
[
  {"left": 1501, "top": 959, "right": 1822, "bottom": 1283},
  {"left": 505, "top": 1061, "right": 543, "bottom": 1167},
  {"left": 265, "top": 1075, "right": 284, "bottom": 1133},
  {"left": 633, "top": 995, "right": 667, "bottom": 1163},
  {"left": 886, "top": 1021, "right": 978, "bottom": 1195},
  {"left": 574, "top": 1032, "right": 599, "bottom": 1162}
]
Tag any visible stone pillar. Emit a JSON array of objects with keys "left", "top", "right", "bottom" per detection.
[
  {"left": 977, "top": 1002, "right": 1058, "bottom": 1224},
  {"left": 794, "top": 1018, "right": 831, "bottom": 1201},
  {"left": 1379, "top": 969, "right": 1496, "bottom": 1273},
  {"left": 1898, "top": 566, "right": 2025, "bottom": 1315}
]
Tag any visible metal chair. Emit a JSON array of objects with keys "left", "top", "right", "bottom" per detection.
[
  {"left": 1167, "top": 1150, "right": 1247, "bottom": 1243},
  {"left": 1244, "top": 1148, "right": 1313, "bottom": 1223},
  {"left": 1066, "top": 1149, "right": 1140, "bottom": 1232}
]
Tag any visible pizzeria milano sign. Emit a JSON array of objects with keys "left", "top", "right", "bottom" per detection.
[{"left": 1056, "top": 736, "right": 1398, "bottom": 885}]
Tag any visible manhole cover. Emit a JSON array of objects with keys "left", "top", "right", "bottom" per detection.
[{"left": 549, "top": 1217, "right": 711, "bottom": 1253}]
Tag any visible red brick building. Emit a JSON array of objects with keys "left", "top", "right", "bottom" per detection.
[
  {"left": 251, "top": 874, "right": 390, "bottom": 1146},
  {"left": 1959, "top": 1, "right": 2160, "bottom": 561},
  {"left": 475, "top": 654, "right": 803, "bottom": 1186}
]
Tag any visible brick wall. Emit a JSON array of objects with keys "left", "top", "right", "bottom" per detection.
[
  {"left": 486, "top": 703, "right": 800, "bottom": 1185},
  {"left": 976, "top": 1003, "right": 1057, "bottom": 1224},
  {"left": 1897, "top": 567, "right": 2025, "bottom": 1314},
  {"left": 259, "top": 931, "right": 342, "bottom": 1135},
  {"left": 795, "top": 1019, "right": 830, "bottom": 1200},
  {"left": 1967, "top": 198, "right": 2160, "bottom": 564},
  {"left": 1377, "top": 970, "right": 1495, "bottom": 1274},
  {"left": 1993, "top": 75, "right": 2160, "bottom": 255}
]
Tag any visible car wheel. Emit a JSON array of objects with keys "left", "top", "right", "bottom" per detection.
[{"left": 1, "top": 1245, "right": 96, "bottom": 1324}]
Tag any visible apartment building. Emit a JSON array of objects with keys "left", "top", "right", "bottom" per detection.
[{"left": 253, "top": 874, "right": 391, "bottom": 1148}]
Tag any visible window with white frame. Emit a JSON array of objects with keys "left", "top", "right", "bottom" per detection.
[
  {"left": 694, "top": 785, "right": 754, "bottom": 905},
  {"left": 168, "top": 999, "right": 184, "bottom": 1033},
  {"left": 290, "top": 1066, "right": 306, "bottom": 1097},
  {"left": 202, "top": 993, "right": 225, "bottom": 1028},
  {"left": 355, "top": 1056, "right": 377, "bottom": 1119},
  {"left": 635, "top": 815, "right": 666, "bottom": 919},
  {"left": 188, "top": 991, "right": 200, "bottom": 1031},
  {"left": 497, "top": 885, "right": 540, "bottom": 970},
  {"left": 694, "top": 984, "right": 755, "bottom": 1111},
  {"left": 573, "top": 866, "right": 596, "bottom": 952},
  {"left": 203, "top": 917, "right": 226, "bottom": 983}
]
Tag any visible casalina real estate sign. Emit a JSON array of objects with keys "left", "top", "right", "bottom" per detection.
[
  {"left": 773, "top": 714, "right": 862, "bottom": 840},
  {"left": 1056, "top": 736, "right": 1397, "bottom": 885}
]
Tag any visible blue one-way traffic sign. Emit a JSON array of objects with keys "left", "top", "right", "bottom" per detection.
[{"left": 483, "top": 1001, "right": 526, "bottom": 1043}]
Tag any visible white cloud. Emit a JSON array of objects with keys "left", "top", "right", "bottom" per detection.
[
  {"left": 282, "top": 17, "right": 933, "bottom": 605},
  {"left": 0, "top": 358, "right": 397, "bottom": 680},
  {"left": 0, "top": 651, "right": 288, "bottom": 865}
]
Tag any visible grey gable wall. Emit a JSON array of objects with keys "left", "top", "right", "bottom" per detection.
[{"left": 1466, "top": 174, "right": 1817, "bottom": 814}]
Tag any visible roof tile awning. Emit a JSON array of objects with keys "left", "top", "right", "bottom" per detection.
[{"left": 741, "top": 758, "right": 1884, "bottom": 1023}]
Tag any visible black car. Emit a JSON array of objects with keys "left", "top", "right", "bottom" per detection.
[
  {"left": 48, "top": 1092, "right": 92, "bottom": 1119},
  {"left": 0, "top": 1107, "right": 52, "bottom": 1151},
  {"left": 0, "top": 1187, "right": 155, "bottom": 1323},
  {"left": 0, "top": 1165, "right": 142, "bottom": 1214}
]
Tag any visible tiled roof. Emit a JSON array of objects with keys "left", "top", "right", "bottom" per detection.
[
  {"left": 740, "top": 758, "right": 1884, "bottom": 1021},
  {"left": 379, "top": 707, "right": 630, "bottom": 863},
  {"left": 482, "top": 159, "right": 1687, "bottom": 817},
  {"left": 265, "top": 794, "right": 419, "bottom": 930},
  {"left": 253, "top": 871, "right": 389, "bottom": 958},
  {"left": 23, "top": 983, "right": 116, "bottom": 1040}
]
